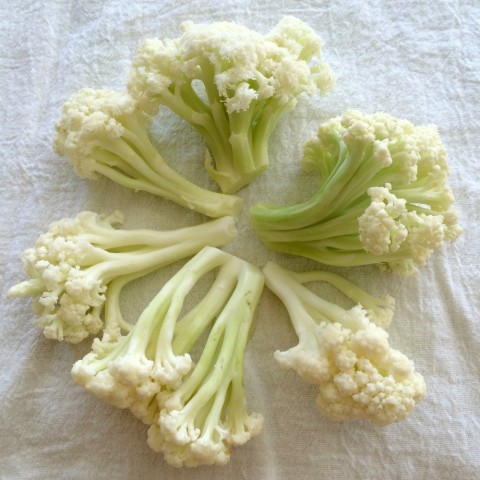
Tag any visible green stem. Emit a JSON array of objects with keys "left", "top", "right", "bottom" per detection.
[
  {"left": 251, "top": 134, "right": 377, "bottom": 230},
  {"left": 173, "top": 265, "right": 237, "bottom": 354},
  {"left": 197, "top": 61, "right": 231, "bottom": 155},
  {"left": 263, "top": 240, "right": 404, "bottom": 267},
  {"left": 263, "top": 262, "right": 320, "bottom": 339},
  {"left": 222, "top": 291, "right": 259, "bottom": 440},
  {"left": 254, "top": 208, "right": 362, "bottom": 243},
  {"left": 198, "top": 374, "right": 231, "bottom": 441},
  {"left": 174, "top": 259, "right": 263, "bottom": 410},
  {"left": 264, "top": 262, "right": 344, "bottom": 328},
  {"left": 152, "top": 248, "right": 230, "bottom": 369},
  {"left": 159, "top": 86, "right": 224, "bottom": 158},
  {"left": 100, "top": 137, "right": 243, "bottom": 218},
  {"left": 103, "top": 275, "right": 136, "bottom": 333},
  {"left": 391, "top": 186, "right": 451, "bottom": 210},
  {"left": 92, "top": 149, "right": 143, "bottom": 180},
  {"left": 252, "top": 99, "right": 292, "bottom": 171},
  {"left": 91, "top": 217, "right": 237, "bottom": 285},
  {"left": 229, "top": 108, "right": 256, "bottom": 175},
  {"left": 292, "top": 269, "right": 393, "bottom": 321}
]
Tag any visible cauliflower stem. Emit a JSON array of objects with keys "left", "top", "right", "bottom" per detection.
[{"left": 263, "top": 261, "right": 426, "bottom": 425}]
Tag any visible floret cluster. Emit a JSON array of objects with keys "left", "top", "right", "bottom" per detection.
[
  {"left": 264, "top": 264, "right": 426, "bottom": 426},
  {"left": 8, "top": 211, "right": 237, "bottom": 344},
  {"left": 7, "top": 16, "right": 462, "bottom": 468},
  {"left": 72, "top": 247, "right": 265, "bottom": 467}
]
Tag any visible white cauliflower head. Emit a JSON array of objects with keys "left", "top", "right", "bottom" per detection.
[
  {"left": 278, "top": 306, "right": 426, "bottom": 426},
  {"left": 129, "top": 17, "right": 334, "bottom": 115},
  {"left": 16, "top": 213, "right": 115, "bottom": 343},
  {"left": 54, "top": 88, "right": 140, "bottom": 178},
  {"left": 358, "top": 184, "right": 450, "bottom": 274}
]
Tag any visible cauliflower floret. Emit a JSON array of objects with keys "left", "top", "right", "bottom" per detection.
[
  {"left": 147, "top": 424, "right": 231, "bottom": 468},
  {"left": 54, "top": 86, "right": 243, "bottom": 218},
  {"left": 69, "top": 248, "right": 264, "bottom": 467},
  {"left": 358, "top": 185, "right": 409, "bottom": 256},
  {"left": 159, "top": 408, "right": 200, "bottom": 446},
  {"left": 274, "top": 345, "right": 332, "bottom": 384},
  {"left": 71, "top": 335, "right": 162, "bottom": 423},
  {"left": 351, "top": 323, "right": 390, "bottom": 359},
  {"left": 251, "top": 109, "right": 461, "bottom": 274},
  {"left": 405, "top": 211, "right": 445, "bottom": 251},
  {"left": 343, "top": 120, "right": 376, "bottom": 147},
  {"left": 226, "top": 411, "right": 264, "bottom": 446},
  {"left": 263, "top": 262, "right": 426, "bottom": 426},
  {"left": 78, "top": 367, "right": 134, "bottom": 410},
  {"left": 54, "top": 89, "right": 136, "bottom": 174},
  {"left": 315, "top": 317, "right": 426, "bottom": 425},
  {"left": 277, "top": 314, "right": 425, "bottom": 425},
  {"left": 71, "top": 304, "right": 195, "bottom": 424},
  {"left": 7, "top": 213, "right": 238, "bottom": 343},
  {"left": 359, "top": 184, "right": 449, "bottom": 273},
  {"left": 128, "top": 17, "right": 334, "bottom": 193},
  {"left": 108, "top": 356, "right": 155, "bottom": 388},
  {"left": 153, "top": 390, "right": 262, "bottom": 469},
  {"left": 372, "top": 139, "right": 393, "bottom": 167}
]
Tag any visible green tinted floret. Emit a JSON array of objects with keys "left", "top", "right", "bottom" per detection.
[{"left": 251, "top": 110, "right": 462, "bottom": 274}]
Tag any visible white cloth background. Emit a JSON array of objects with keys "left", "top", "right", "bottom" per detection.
[{"left": 1, "top": 1, "right": 479, "bottom": 479}]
